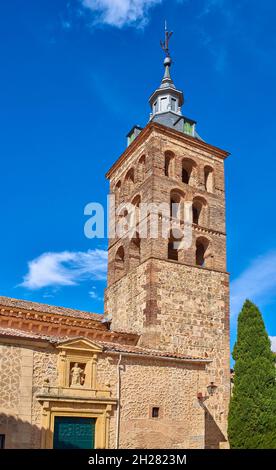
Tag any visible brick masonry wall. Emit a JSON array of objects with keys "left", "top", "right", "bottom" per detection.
[
  {"left": 107, "top": 127, "right": 227, "bottom": 286},
  {"left": 105, "top": 124, "right": 230, "bottom": 448}
]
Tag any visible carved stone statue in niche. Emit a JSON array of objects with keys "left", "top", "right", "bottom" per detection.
[{"left": 70, "top": 362, "right": 85, "bottom": 387}]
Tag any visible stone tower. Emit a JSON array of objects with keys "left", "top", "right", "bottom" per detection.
[{"left": 105, "top": 32, "right": 230, "bottom": 446}]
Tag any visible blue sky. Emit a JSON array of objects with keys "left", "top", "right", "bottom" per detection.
[{"left": 0, "top": 0, "right": 276, "bottom": 354}]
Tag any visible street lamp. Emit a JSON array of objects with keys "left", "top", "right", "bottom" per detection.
[{"left": 207, "top": 382, "right": 217, "bottom": 396}]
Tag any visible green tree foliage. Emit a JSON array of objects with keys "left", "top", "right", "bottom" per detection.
[{"left": 228, "top": 300, "right": 276, "bottom": 448}]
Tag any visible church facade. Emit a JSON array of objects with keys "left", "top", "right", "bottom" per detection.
[{"left": 0, "top": 38, "right": 230, "bottom": 449}]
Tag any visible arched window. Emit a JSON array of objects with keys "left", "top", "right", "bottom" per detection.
[
  {"left": 168, "top": 241, "right": 178, "bottom": 261},
  {"left": 204, "top": 166, "right": 214, "bottom": 193},
  {"left": 115, "top": 246, "right": 125, "bottom": 280},
  {"left": 115, "top": 180, "right": 121, "bottom": 205},
  {"left": 196, "top": 237, "right": 209, "bottom": 267},
  {"left": 182, "top": 158, "right": 197, "bottom": 185},
  {"left": 117, "top": 204, "right": 133, "bottom": 238},
  {"left": 125, "top": 168, "right": 135, "bottom": 195},
  {"left": 182, "top": 168, "right": 189, "bottom": 184},
  {"left": 130, "top": 195, "right": 141, "bottom": 228},
  {"left": 129, "top": 235, "right": 141, "bottom": 269},
  {"left": 170, "top": 189, "right": 185, "bottom": 219},
  {"left": 138, "top": 155, "right": 146, "bottom": 182},
  {"left": 193, "top": 204, "right": 200, "bottom": 225},
  {"left": 132, "top": 194, "right": 141, "bottom": 208},
  {"left": 192, "top": 197, "right": 207, "bottom": 226},
  {"left": 168, "top": 229, "right": 182, "bottom": 261},
  {"left": 164, "top": 151, "right": 175, "bottom": 178}
]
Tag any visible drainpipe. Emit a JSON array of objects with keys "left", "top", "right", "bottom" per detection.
[{"left": 115, "top": 354, "right": 122, "bottom": 449}]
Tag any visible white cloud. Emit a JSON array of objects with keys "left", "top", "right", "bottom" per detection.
[
  {"left": 81, "top": 0, "right": 162, "bottom": 28},
  {"left": 269, "top": 337, "right": 276, "bottom": 353},
  {"left": 199, "top": 0, "right": 235, "bottom": 20},
  {"left": 200, "top": 0, "right": 226, "bottom": 16},
  {"left": 89, "top": 290, "right": 98, "bottom": 299},
  {"left": 20, "top": 249, "right": 107, "bottom": 290},
  {"left": 61, "top": 19, "right": 72, "bottom": 30},
  {"left": 231, "top": 251, "right": 276, "bottom": 320},
  {"left": 89, "top": 286, "right": 103, "bottom": 301}
]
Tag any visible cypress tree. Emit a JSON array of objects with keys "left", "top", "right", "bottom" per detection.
[{"left": 228, "top": 300, "right": 276, "bottom": 448}]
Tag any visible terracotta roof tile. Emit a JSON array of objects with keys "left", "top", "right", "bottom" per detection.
[
  {"left": 0, "top": 327, "right": 62, "bottom": 343},
  {"left": 0, "top": 296, "right": 103, "bottom": 322},
  {"left": 98, "top": 341, "right": 210, "bottom": 362},
  {"left": 0, "top": 327, "right": 209, "bottom": 363}
]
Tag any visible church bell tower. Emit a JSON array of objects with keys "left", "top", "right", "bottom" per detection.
[{"left": 104, "top": 27, "right": 230, "bottom": 446}]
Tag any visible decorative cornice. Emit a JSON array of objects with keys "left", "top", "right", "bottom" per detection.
[
  {"left": 0, "top": 307, "right": 139, "bottom": 346},
  {"left": 0, "top": 306, "right": 104, "bottom": 330},
  {"left": 106, "top": 122, "right": 230, "bottom": 180}
]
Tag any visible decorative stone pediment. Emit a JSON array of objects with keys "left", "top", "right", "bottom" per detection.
[
  {"left": 56, "top": 337, "right": 103, "bottom": 390},
  {"left": 56, "top": 337, "right": 103, "bottom": 354}
]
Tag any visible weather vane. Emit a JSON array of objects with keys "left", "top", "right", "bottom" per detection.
[{"left": 160, "top": 21, "right": 173, "bottom": 58}]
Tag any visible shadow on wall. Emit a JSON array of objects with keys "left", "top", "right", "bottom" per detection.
[
  {"left": 0, "top": 410, "right": 227, "bottom": 449},
  {"left": 0, "top": 413, "right": 42, "bottom": 449},
  {"left": 204, "top": 408, "right": 227, "bottom": 449}
]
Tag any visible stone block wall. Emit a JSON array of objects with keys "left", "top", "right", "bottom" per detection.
[
  {"left": 105, "top": 258, "right": 230, "bottom": 447},
  {"left": 118, "top": 356, "right": 206, "bottom": 449},
  {"left": 105, "top": 122, "right": 230, "bottom": 447},
  {"left": 0, "top": 341, "right": 211, "bottom": 449},
  {"left": 0, "top": 344, "right": 36, "bottom": 448}
]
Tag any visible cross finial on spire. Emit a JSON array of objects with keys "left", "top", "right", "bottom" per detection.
[{"left": 160, "top": 21, "right": 173, "bottom": 58}]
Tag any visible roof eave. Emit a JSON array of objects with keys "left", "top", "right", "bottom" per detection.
[
  {"left": 149, "top": 87, "right": 184, "bottom": 107},
  {"left": 106, "top": 121, "right": 230, "bottom": 179},
  {"left": 105, "top": 350, "right": 212, "bottom": 364}
]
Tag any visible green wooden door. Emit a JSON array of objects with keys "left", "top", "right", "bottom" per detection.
[{"left": 53, "top": 417, "right": 95, "bottom": 449}]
